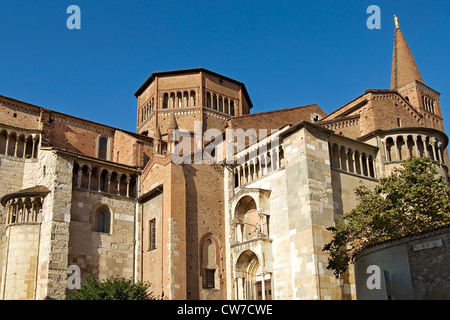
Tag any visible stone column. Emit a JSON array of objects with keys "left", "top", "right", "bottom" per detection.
[
  {"left": 430, "top": 138, "right": 437, "bottom": 161},
  {"left": 413, "top": 135, "right": 420, "bottom": 157},
  {"left": 14, "top": 136, "right": 19, "bottom": 157},
  {"left": 7, "top": 201, "right": 12, "bottom": 224},
  {"left": 97, "top": 170, "right": 102, "bottom": 192},
  {"left": 87, "top": 167, "right": 92, "bottom": 191},
  {"left": 394, "top": 136, "right": 400, "bottom": 161},
  {"left": 337, "top": 145, "right": 342, "bottom": 169},
  {"left": 106, "top": 172, "right": 111, "bottom": 193},
  {"left": 126, "top": 175, "right": 131, "bottom": 197},
  {"left": 5, "top": 131, "right": 10, "bottom": 155},
  {"left": 261, "top": 273, "right": 266, "bottom": 300},
  {"left": 349, "top": 150, "right": 355, "bottom": 173},
  {"left": 31, "top": 135, "right": 37, "bottom": 159},
  {"left": 76, "top": 165, "right": 82, "bottom": 188},
  {"left": 423, "top": 136, "right": 430, "bottom": 157},
  {"left": 117, "top": 175, "right": 122, "bottom": 195},
  {"left": 438, "top": 142, "right": 444, "bottom": 164}
]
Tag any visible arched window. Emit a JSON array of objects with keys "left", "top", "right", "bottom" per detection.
[
  {"left": 7, "top": 132, "right": 16, "bottom": 156},
  {"left": 163, "top": 93, "right": 169, "bottom": 109},
  {"left": 213, "top": 94, "right": 218, "bottom": 110},
  {"left": 230, "top": 101, "right": 235, "bottom": 116},
  {"left": 98, "top": 136, "right": 108, "bottom": 160},
  {"left": 206, "top": 92, "right": 211, "bottom": 108},
  {"left": 202, "top": 239, "right": 216, "bottom": 289},
  {"left": 190, "top": 90, "right": 196, "bottom": 106},
  {"left": 200, "top": 234, "right": 221, "bottom": 290},
  {"left": 0, "top": 130, "right": 7, "bottom": 154},
  {"left": 95, "top": 207, "right": 111, "bottom": 234}
]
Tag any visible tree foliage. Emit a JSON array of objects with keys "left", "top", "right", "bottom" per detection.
[
  {"left": 323, "top": 157, "right": 450, "bottom": 278},
  {"left": 67, "top": 276, "right": 155, "bottom": 300}
]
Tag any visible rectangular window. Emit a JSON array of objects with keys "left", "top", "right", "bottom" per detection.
[
  {"left": 149, "top": 219, "right": 156, "bottom": 250},
  {"left": 202, "top": 269, "right": 215, "bottom": 289}
]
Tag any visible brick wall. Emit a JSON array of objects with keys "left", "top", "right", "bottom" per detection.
[
  {"left": 0, "top": 97, "right": 41, "bottom": 130},
  {"left": 407, "top": 227, "right": 450, "bottom": 299},
  {"left": 228, "top": 104, "right": 327, "bottom": 138}
]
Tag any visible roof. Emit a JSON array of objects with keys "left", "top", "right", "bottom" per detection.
[
  {"left": 133, "top": 68, "right": 254, "bottom": 109},
  {"left": 390, "top": 23, "right": 424, "bottom": 89},
  {"left": 0, "top": 94, "right": 153, "bottom": 143},
  {"left": 359, "top": 224, "right": 450, "bottom": 255},
  {"left": 1, "top": 185, "right": 50, "bottom": 206}
]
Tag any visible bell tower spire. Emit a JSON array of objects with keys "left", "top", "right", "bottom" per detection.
[{"left": 390, "top": 15, "right": 424, "bottom": 89}]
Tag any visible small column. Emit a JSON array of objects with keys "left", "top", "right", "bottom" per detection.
[
  {"left": 423, "top": 136, "right": 430, "bottom": 158},
  {"left": 31, "top": 135, "right": 38, "bottom": 159},
  {"left": 258, "top": 156, "right": 263, "bottom": 177},
  {"left": 337, "top": 145, "right": 342, "bottom": 169},
  {"left": 87, "top": 167, "right": 92, "bottom": 191},
  {"left": 365, "top": 155, "right": 370, "bottom": 177},
  {"left": 14, "top": 136, "right": 19, "bottom": 157},
  {"left": 21, "top": 198, "right": 27, "bottom": 223},
  {"left": 430, "top": 138, "right": 437, "bottom": 161},
  {"left": 4, "top": 130, "right": 10, "bottom": 155},
  {"left": 273, "top": 148, "right": 279, "bottom": 171},
  {"left": 28, "top": 199, "right": 34, "bottom": 222},
  {"left": 413, "top": 135, "right": 419, "bottom": 157},
  {"left": 381, "top": 139, "right": 388, "bottom": 162},
  {"left": 76, "top": 168, "right": 81, "bottom": 188},
  {"left": 261, "top": 273, "right": 266, "bottom": 300},
  {"left": 438, "top": 142, "right": 444, "bottom": 164},
  {"left": 31, "top": 198, "right": 37, "bottom": 222},
  {"left": 7, "top": 201, "right": 12, "bottom": 224},
  {"left": 106, "top": 172, "right": 111, "bottom": 193},
  {"left": 126, "top": 175, "right": 131, "bottom": 197},
  {"left": 393, "top": 137, "right": 400, "bottom": 161},
  {"left": 237, "top": 168, "right": 241, "bottom": 187},
  {"left": 97, "top": 171, "right": 102, "bottom": 192},
  {"left": 8, "top": 201, "right": 13, "bottom": 224},
  {"left": 350, "top": 150, "right": 355, "bottom": 173}
]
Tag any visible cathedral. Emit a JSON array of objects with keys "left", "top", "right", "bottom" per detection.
[{"left": 0, "top": 18, "right": 448, "bottom": 300}]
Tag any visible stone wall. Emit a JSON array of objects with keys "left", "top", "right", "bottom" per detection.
[
  {"left": 68, "top": 189, "right": 135, "bottom": 283},
  {"left": 34, "top": 149, "right": 73, "bottom": 300},
  {"left": 1, "top": 224, "right": 41, "bottom": 300},
  {"left": 282, "top": 124, "right": 340, "bottom": 300},
  {"left": 0, "top": 153, "right": 39, "bottom": 298}
]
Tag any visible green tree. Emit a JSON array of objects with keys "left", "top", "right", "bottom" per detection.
[
  {"left": 67, "top": 276, "right": 155, "bottom": 300},
  {"left": 323, "top": 157, "right": 450, "bottom": 278}
]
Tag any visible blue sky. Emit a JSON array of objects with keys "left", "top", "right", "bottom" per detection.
[{"left": 0, "top": 0, "right": 449, "bottom": 133}]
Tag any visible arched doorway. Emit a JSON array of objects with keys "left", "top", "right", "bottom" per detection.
[{"left": 235, "top": 250, "right": 272, "bottom": 300}]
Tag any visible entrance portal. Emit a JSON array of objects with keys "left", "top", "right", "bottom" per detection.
[{"left": 235, "top": 250, "right": 272, "bottom": 300}]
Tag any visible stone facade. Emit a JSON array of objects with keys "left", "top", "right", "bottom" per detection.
[{"left": 0, "top": 22, "right": 448, "bottom": 300}]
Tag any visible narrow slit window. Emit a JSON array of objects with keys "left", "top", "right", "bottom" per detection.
[
  {"left": 149, "top": 218, "right": 156, "bottom": 250},
  {"left": 96, "top": 209, "right": 110, "bottom": 233},
  {"left": 98, "top": 137, "right": 108, "bottom": 160}
]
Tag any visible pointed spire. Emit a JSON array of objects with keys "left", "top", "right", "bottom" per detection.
[
  {"left": 167, "top": 112, "right": 177, "bottom": 130},
  {"left": 390, "top": 16, "right": 424, "bottom": 89},
  {"left": 154, "top": 126, "right": 162, "bottom": 140}
]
